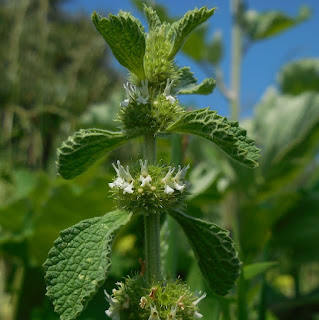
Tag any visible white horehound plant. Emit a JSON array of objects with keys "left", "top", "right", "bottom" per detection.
[{"left": 43, "top": 5, "right": 261, "bottom": 320}]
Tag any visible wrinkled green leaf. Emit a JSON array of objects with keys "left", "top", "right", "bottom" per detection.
[
  {"left": 44, "top": 210, "right": 131, "bottom": 320},
  {"left": 167, "top": 108, "right": 260, "bottom": 168},
  {"left": 242, "top": 6, "right": 310, "bottom": 41},
  {"left": 244, "top": 262, "right": 278, "bottom": 280},
  {"left": 92, "top": 11, "right": 146, "bottom": 78},
  {"left": 168, "top": 7, "right": 215, "bottom": 58},
  {"left": 57, "top": 129, "right": 136, "bottom": 180},
  {"left": 143, "top": 4, "right": 161, "bottom": 31},
  {"left": 278, "top": 58, "right": 319, "bottom": 95},
  {"left": 253, "top": 89, "right": 319, "bottom": 193},
  {"left": 170, "top": 210, "right": 241, "bottom": 295}
]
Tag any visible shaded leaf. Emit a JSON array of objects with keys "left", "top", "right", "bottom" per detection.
[
  {"left": 278, "top": 58, "right": 319, "bottom": 95},
  {"left": 179, "top": 78, "right": 216, "bottom": 95},
  {"left": 92, "top": 11, "right": 146, "bottom": 78},
  {"left": 44, "top": 210, "right": 131, "bottom": 320},
  {"left": 167, "top": 108, "right": 260, "bottom": 168},
  {"left": 57, "top": 129, "right": 136, "bottom": 180},
  {"left": 168, "top": 7, "right": 215, "bottom": 58},
  {"left": 244, "top": 262, "right": 278, "bottom": 280},
  {"left": 170, "top": 210, "right": 241, "bottom": 295},
  {"left": 206, "top": 31, "right": 223, "bottom": 65}
]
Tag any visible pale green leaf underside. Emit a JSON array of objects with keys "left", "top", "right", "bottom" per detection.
[
  {"left": 167, "top": 108, "right": 260, "bottom": 168},
  {"left": 170, "top": 210, "right": 241, "bottom": 295},
  {"left": 175, "top": 67, "right": 215, "bottom": 95},
  {"left": 92, "top": 11, "right": 146, "bottom": 78},
  {"left": 243, "top": 261, "right": 278, "bottom": 280},
  {"left": 44, "top": 211, "right": 131, "bottom": 320},
  {"left": 168, "top": 7, "right": 215, "bottom": 58},
  {"left": 178, "top": 78, "right": 215, "bottom": 95},
  {"left": 57, "top": 129, "right": 136, "bottom": 179}
]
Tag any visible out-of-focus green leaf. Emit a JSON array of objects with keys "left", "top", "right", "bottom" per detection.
[
  {"left": 253, "top": 89, "right": 319, "bottom": 194},
  {"left": 278, "top": 59, "right": 319, "bottom": 95},
  {"left": 272, "top": 192, "right": 319, "bottom": 263},
  {"left": 168, "top": 7, "right": 215, "bottom": 59},
  {"left": 206, "top": 31, "right": 223, "bottom": 65},
  {"left": 243, "top": 262, "right": 278, "bottom": 280},
  {"left": 242, "top": 6, "right": 310, "bottom": 41},
  {"left": 170, "top": 210, "right": 241, "bottom": 295},
  {"left": 181, "top": 25, "right": 207, "bottom": 61},
  {"left": 167, "top": 108, "right": 261, "bottom": 168},
  {"left": 57, "top": 129, "right": 136, "bottom": 180},
  {"left": 92, "top": 11, "right": 146, "bottom": 79},
  {"left": 44, "top": 210, "right": 131, "bottom": 320}
]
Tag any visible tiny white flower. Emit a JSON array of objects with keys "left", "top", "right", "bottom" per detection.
[
  {"left": 167, "top": 305, "right": 177, "bottom": 319},
  {"left": 105, "top": 290, "right": 120, "bottom": 320},
  {"left": 136, "top": 95, "right": 149, "bottom": 105},
  {"left": 173, "top": 182, "right": 185, "bottom": 192},
  {"left": 161, "top": 167, "right": 175, "bottom": 184},
  {"left": 123, "top": 182, "right": 134, "bottom": 194},
  {"left": 164, "top": 184, "right": 174, "bottom": 195},
  {"left": 165, "top": 95, "right": 176, "bottom": 103},
  {"left": 120, "top": 98, "right": 130, "bottom": 107},
  {"left": 172, "top": 164, "right": 190, "bottom": 192},
  {"left": 112, "top": 161, "right": 134, "bottom": 183},
  {"left": 148, "top": 305, "right": 160, "bottom": 320},
  {"left": 193, "top": 292, "right": 206, "bottom": 306},
  {"left": 140, "top": 175, "right": 152, "bottom": 187},
  {"left": 163, "top": 78, "right": 174, "bottom": 96},
  {"left": 139, "top": 159, "right": 149, "bottom": 177},
  {"left": 194, "top": 311, "right": 203, "bottom": 318},
  {"left": 123, "top": 82, "right": 136, "bottom": 100}
]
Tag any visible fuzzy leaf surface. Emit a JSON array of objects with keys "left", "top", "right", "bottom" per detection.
[
  {"left": 57, "top": 129, "right": 135, "bottom": 180},
  {"left": 170, "top": 210, "right": 241, "bottom": 295},
  {"left": 167, "top": 108, "right": 260, "bottom": 168},
  {"left": 44, "top": 211, "right": 131, "bottom": 320},
  {"left": 143, "top": 4, "right": 161, "bottom": 30},
  {"left": 92, "top": 11, "right": 145, "bottom": 78},
  {"left": 168, "top": 7, "right": 215, "bottom": 58}
]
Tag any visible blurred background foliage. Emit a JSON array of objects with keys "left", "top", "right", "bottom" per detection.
[{"left": 1, "top": 0, "right": 319, "bottom": 319}]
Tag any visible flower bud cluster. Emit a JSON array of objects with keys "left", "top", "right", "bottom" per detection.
[
  {"left": 109, "top": 160, "right": 190, "bottom": 214},
  {"left": 105, "top": 276, "right": 206, "bottom": 320}
]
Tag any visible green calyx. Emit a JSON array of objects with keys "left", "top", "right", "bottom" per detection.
[
  {"left": 105, "top": 275, "right": 205, "bottom": 320},
  {"left": 109, "top": 160, "right": 190, "bottom": 215}
]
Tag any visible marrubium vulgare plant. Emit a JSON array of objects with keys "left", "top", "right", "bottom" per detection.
[{"left": 44, "top": 5, "right": 261, "bottom": 320}]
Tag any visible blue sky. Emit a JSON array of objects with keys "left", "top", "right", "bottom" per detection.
[{"left": 62, "top": 0, "right": 319, "bottom": 119}]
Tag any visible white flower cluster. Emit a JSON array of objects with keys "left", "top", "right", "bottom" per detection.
[
  {"left": 109, "top": 161, "right": 190, "bottom": 196},
  {"left": 109, "top": 161, "right": 135, "bottom": 194},
  {"left": 121, "top": 80, "right": 149, "bottom": 107},
  {"left": 161, "top": 164, "right": 190, "bottom": 195}
]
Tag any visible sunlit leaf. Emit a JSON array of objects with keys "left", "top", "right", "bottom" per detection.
[
  {"left": 253, "top": 89, "right": 319, "bottom": 193},
  {"left": 92, "top": 11, "right": 146, "bottom": 79},
  {"left": 242, "top": 6, "right": 310, "bottom": 41},
  {"left": 143, "top": 4, "right": 161, "bottom": 30},
  {"left": 44, "top": 210, "right": 131, "bottom": 320},
  {"left": 168, "top": 7, "right": 215, "bottom": 58},
  {"left": 278, "top": 58, "right": 319, "bottom": 95},
  {"left": 57, "top": 129, "right": 136, "bottom": 180},
  {"left": 167, "top": 108, "right": 260, "bottom": 168},
  {"left": 170, "top": 210, "right": 241, "bottom": 295}
]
